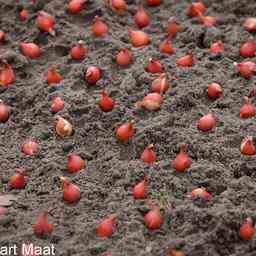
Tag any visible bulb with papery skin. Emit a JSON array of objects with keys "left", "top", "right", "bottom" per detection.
[
  {"left": 70, "top": 41, "right": 87, "bottom": 60},
  {"left": 0, "top": 31, "right": 5, "bottom": 43},
  {"left": 0, "top": 63, "right": 15, "bottom": 87},
  {"left": 20, "top": 42, "right": 42, "bottom": 59},
  {"left": 171, "top": 144, "right": 192, "bottom": 172},
  {"left": 60, "top": 177, "right": 81, "bottom": 203},
  {"left": 19, "top": 9, "right": 29, "bottom": 21},
  {"left": 55, "top": 116, "right": 73, "bottom": 138},
  {"left": 0, "top": 100, "right": 10, "bottom": 123},
  {"left": 128, "top": 28, "right": 150, "bottom": 47},
  {"left": 159, "top": 37, "right": 175, "bottom": 55},
  {"left": 67, "top": 153, "right": 86, "bottom": 173},
  {"left": 99, "top": 91, "right": 115, "bottom": 112},
  {"left": 166, "top": 18, "right": 181, "bottom": 38},
  {"left": 244, "top": 18, "right": 256, "bottom": 33},
  {"left": 85, "top": 66, "right": 101, "bottom": 85},
  {"left": 116, "top": 120, "right": 135, "bottom": 142},
  {"left": 240, "top": 218, "right": 255, "bottom": 241},
  {"left": 169, "top": 249, "right": 185, "bottom": 256},
  {"left": 68, "top": 0, "right": 87, "bottom": 14},
  {"left": 187, "top": 2, "right": 206, "bottom": 17},
  {"left": 140, "top": 144, "right": 156, "bottom": 164},
  {"left": 92, "top": 16, "right": 108, "bottom": 37},
  {"left": 22, "top": 140, "right": 39, "bottom": 156},
  {"left": 9, "top": 169, "right": 27, "bottom": 189},
  {"left": 189, "top": 187, "right": 212, "bottom": 201},
  {"left": 240, "top": 136, "right": 256, "bottom": 156},
  {"left": 146, "top": 58, "right": 164, "bottom": 73},
  {"left": 146, "top": 0, "right": 161, "bottom": 6},
  {"left": 109, "top": 0, "right": 127, "bottom": 13},
  {"left": 240, "top": 97, "right": 256, "bottom": 119},
  {"left": 240, "top": 41, "right": 256, "bottom": 58},
  {"left": 235, "top": 61, "right": 256, "bottom": 79},
  {"left": 135, "top": 93, "right": 163, "bottom": 111},
  {"left": 176, "top": 51, "right": 194, "bottom": 67},
  {"left": 96, "top": 214, "right": 117, "bottom": 238},
  {"left": 116, "top": 48, "right": 133, "bottom": 67},
  {"left": 144, "top": 206, "right": 163, "bottom": 230},
  {"left": 198, "top": 13, "right": 217, "bottom": 27},
  {"left": 51, "top": 97, "right": 64, "bottom": 114},
  {"left": 133, "top": 175, "right": 148, "bottom": 199},
  {"left": 33, "top": 212, "right": 53, "bottom": 237},
  {"left": 210, "top": 41, "right": 224, "bottom": 55},
  {"left": 46, "top": 67, "right": 63, "bottom": 85},
  {"left": 207, "top": 83, "right": 223, "bottom": 100},
  {"left": 151, "top": 73, "right": 169, "bottom": 94},
  {"left": 36, "top": 11, "right": 55, "bottom": 36},
  {"left": 197, "top": 113, "right": 216, "bottom": 132},
  {"left": 134, "top": 5, "right": 150, "bottom": 28}
]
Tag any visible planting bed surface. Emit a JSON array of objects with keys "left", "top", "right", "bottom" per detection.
[{"left": 1, "top": 0, "right": 256, "bottom": 255}]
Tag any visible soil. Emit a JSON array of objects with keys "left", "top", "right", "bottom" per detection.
[{"left": 1, "top": 0, "right": 256, "bottom": 255}]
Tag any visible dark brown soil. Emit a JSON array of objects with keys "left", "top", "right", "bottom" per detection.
[{"left": 1, "top": 0, "right": 256, "bottom": 255}]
